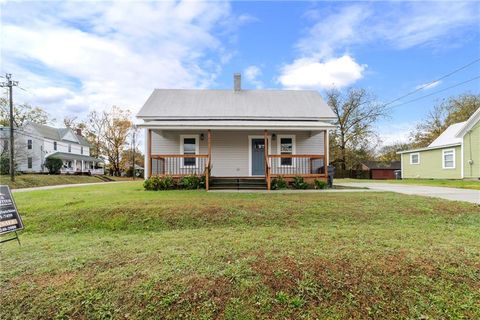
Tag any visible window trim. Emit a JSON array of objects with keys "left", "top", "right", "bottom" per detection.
[
  {"left": 410, "top": 152, "right": 420, "bottom": 165},
  {"left": 27, "top": 157, "right": 33, "bottom": 169},
  {"left": 53, "top": 141, "right": 57, "bottom": 151},
  {"left": 81, "top": 146, "right": 83, "bottom": 154},
  {"left": 27, "top": 139, "right": 32, "bottom": 150},
  {"left": 442, "top": 149, "right": 456, "bottom": 169},
  {"left": 277, "top": 135, "right": 296, "bottom": 167},
  {"left": 68, "top": 144, "right": 72, "bottom": 153},
  {"left": 179, "top": 134, "right": 199, "bottom": 168}
]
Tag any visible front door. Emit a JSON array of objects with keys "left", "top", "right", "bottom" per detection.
[{"left": 251, "top": 138, "right": 265, "bottom": 176}]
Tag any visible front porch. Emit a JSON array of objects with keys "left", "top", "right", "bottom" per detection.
[{"left": 145, "top": 128, "right": 329, "bottom": 190}]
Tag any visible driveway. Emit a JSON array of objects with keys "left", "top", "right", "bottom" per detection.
[
  {"left": 336, "top": 182, "right": 480, "bottom": 204},
  {"left": 11, "top": 181, "right": 132, "bottom": 193}
]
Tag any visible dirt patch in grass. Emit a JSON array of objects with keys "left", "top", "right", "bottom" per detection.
[{"left": 250, "top": 252, "right": 480, "bottom": 319}]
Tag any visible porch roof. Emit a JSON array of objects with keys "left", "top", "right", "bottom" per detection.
[
  {"left": 46, "top": 152, "right": 104, "bottom": 162},
  {"left": 137, "top": 120, "right": 335, "bottom": 131}
]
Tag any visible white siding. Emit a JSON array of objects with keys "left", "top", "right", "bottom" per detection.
[{"left": 149, "top": 130, "right": 326, "bottom": 177}]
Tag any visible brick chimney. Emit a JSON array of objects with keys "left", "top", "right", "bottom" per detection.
[
  {"left": 76, "top": 129, "right": 82, "bottom": 136},
  {"left": 234, "top": 73, "right": 241, "bottom": 92}
]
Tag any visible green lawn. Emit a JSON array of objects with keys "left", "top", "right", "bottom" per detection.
[
  {"left": 337, "top": 178, "right": 480, "bottom": 190},
  {"left": 1, "top": 182, "right": 479, "bottom": 319},
  {"left": 0, "top": 174, "right": 104, "bottom": 189}
]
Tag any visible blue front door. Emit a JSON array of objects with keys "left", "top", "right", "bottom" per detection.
[{"left": 251, "top": 139, "right": 265, "bottom": 176}]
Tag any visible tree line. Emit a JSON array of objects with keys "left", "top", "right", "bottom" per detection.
[{"left": 0, "top": 99, "right": 143, "bottom": 176}]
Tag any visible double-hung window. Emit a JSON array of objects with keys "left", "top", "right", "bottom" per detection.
[
  {"left": 27, "top": 139, "right": 32, "bottom": 150},
  {"left": 278, "top": 135, "right": 295, "bottom": 166},
  {"left": 442, "top": 149, "right": 455, "bottom": 169},
  {"left": 410, "top": 153, "right": 420, "bottom": 165},
  {"left": 68, "top": 144, "right": 72, "bottom": 153},
  {"left": 53, "top": 141, "right": 57, "bottom": 151},
  {"left": 27, "top": 157, "right": 32, "bottom": 169},
  {"left": 180, "top": 135, "right": 199, "bottom": 167}
]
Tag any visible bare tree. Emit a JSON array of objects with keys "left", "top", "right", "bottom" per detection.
[
  {"left": 326, "top": 88, "right": 386, "bottom": 170},
  {"left": 410, "top": 94, "right": 480, "bottom": 147},
  {"left": 0, "top": 98, "right": 51, "bottom": 126}
]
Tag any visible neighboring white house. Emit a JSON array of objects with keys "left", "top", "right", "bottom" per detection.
[
  {"left": 0, "top": 122, "right": 104, "bottom": 174},
  {"left": 136, "top": 73, "right": 336, "bottom": 190}
]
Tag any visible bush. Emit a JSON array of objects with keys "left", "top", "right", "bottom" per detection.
[
  {"left": 144, "top": 175, "right": 176, "bottom": 191},
  {"left": 178, "top": 175, "right": 205, "bottom": 190},
  {"left": 314, "top": 179, "right": 327, "bottom": 189},
  {"left": 292, "top": 176, "right": 309, "bottom": 189},
  {"left": 271, "top": 176, "right": 288, "bottom": 190},
  {"left": 0, "top": 156, "right": 10, "bottom": 175},
  {"left": 45, "top": 158, "right": 63, "bottom": 174}
]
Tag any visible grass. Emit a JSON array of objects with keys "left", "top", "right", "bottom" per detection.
[
  {"left": 0, "top": 174, "right": 104, "bottom": 189},
  {"left": 1, "top": 182, "right": 479, "bottom": 319},
  {"left": 337, "top": 178, "right": 480, "bottom": 190}
]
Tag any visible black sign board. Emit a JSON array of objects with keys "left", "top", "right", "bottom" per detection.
[{"left": 0, "top": 185, "right": 23, "bottom": 236}]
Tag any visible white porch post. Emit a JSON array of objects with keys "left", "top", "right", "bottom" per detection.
[
  {"left": 74, "top": 160, "right": 77, "bottom": 171},
  {"left": 81, "top": 160, "right": 84, "bottom": 172}
]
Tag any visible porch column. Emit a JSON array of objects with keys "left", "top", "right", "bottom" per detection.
[
  {"left": 147, "top": 128, "right": 152, "bottom": 178},
  {"left": 324, "top": 129, "right": 328, "bottom": 181},
  {"left": 206, "top": 129, "right": 211, "bottom": 191},
  {"left": 81, "top": 160, "right": 84, "bottom": 172},
  {"left": 74, "top": 160, "right": 77, "bottom": 172},
  {"left": 264, "top": 129, "right": 271, "bottom": 190}
]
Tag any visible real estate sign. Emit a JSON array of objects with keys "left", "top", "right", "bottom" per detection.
[{"left": 0, "top": 185, "right": 23, "bottom": 235}]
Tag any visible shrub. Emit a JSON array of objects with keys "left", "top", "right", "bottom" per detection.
[
  {"left": 292, "top": 176, "right": 309, "bottom": 189},
  {"left": 144, "top": 175, "right": 176, "bottom": 191},
  {"left": 0, "top": 156, "right": 10, "bottom": 175},
  {"left": 271, "top": 176, "right": 288, "bottom": 190},
  {"left": 314, "top": 179, "right": 327, "bottom": 189},
  {"left": 178, "top": 175, "right": 205, "bottom": 189},
  {"left": 45, "top": 158, "right": 63, "bottom": 174}
]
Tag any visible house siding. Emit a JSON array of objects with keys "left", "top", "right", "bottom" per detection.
[
  {"left": 149, "top": 130, "right": 325, "bottom": 177},
  {"left": 401, "top": 146, "right": 462, "bottom": 179},
  {"left": 463, "top": 121, "right": 480, "bottom": 179}
]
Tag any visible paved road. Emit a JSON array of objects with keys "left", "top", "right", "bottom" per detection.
[
  {"left": 337, "top": 182, "right": 480, "bottom": 204},
  {"left": 11, "top": 181, "right": 133, "bottom": 193}
]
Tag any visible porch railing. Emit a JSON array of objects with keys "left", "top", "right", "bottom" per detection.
[
  {"left": 151, "top": 154, "right": 209, "bottom": 176},
  {"left": 267, "top": 154, "right": 326, "bottom": 177}
]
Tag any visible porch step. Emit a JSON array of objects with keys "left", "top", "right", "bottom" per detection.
[{"left": 210, "top": 177, "right": 267, "bottom": 190}]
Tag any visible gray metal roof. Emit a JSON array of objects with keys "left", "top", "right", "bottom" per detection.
[
  {"left": 137, "top": 89, "right": 336, "bottom": 121},
  {"left": 46, "top": 152, "right": 103, "bottom": 162},
  {"left": 28, "top": 122, "right": 91, "bottom": 147}
]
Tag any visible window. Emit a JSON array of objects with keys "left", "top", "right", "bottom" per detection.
[
  {"left": 68, "top": 144, "right": 71, "bottom": 153},
  {"left": 54, "top": 141, "right": 57, "bottom": 151},
  {"left": 442, "top": 149, "right": 455, "bottom": 169},
  {"left": 27, "top": 139, "right": 32, "bottom": 150},
  {"left": 278, "top": 135, "right": 295, "bottom": 166},
  {"left": 180, "top": 135, "right": 199, "bottom": 167},
  {"left": 81, "top": 146, "right": 83, "bottom": 154},
  {"left": 27, "top": 157, "right": 32, "bottom": 169},
  {"left": 410, "top": 153, "right": 420, "bottom": 165},
  {"left": 2, "top": 140, "right": 8, "bottom": 152}
]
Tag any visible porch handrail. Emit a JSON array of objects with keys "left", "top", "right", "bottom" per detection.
[
  {"left": 267, "top": 154, "right": 326, "bottom": 177},
  {"left": 150, "top": 154, "right": 209, "bottom": 177}
]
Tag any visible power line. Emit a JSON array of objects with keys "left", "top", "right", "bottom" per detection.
[
  {"left": 383, "top": 57, "right": 480, "bottom": 107},
  {"left": 387, "top": 75, "right": 480, "bottom": 110}
]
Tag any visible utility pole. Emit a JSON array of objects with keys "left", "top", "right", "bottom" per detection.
[{"left": 1, "top": 74, "right": 19, "bottom": 182}]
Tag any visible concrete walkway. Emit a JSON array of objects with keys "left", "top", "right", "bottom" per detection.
[
  {"left": 11, "top": 181, "right": 133, "bottom": 193},
  {"left": 336, "top": 182, "right": 480, "bottom": 204}
]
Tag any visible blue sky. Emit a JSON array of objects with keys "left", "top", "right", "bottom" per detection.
[{"left": 1, "top": 1, "right": 479, "bottom": 145}]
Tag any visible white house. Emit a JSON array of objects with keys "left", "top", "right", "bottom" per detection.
[
  {"left": 0, "top": 122, "right": 104, "bottom": 174},
  {"left": 136, "top": 74, "right": 336, "bottom": 190}
]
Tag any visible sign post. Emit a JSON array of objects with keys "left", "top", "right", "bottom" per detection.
[{"left": 0, "top": 185, "right": 23, "bottom": 245}]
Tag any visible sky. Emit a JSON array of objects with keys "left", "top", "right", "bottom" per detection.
[{"left": 1, "top": 0, "right": 480, "bottom": 147}]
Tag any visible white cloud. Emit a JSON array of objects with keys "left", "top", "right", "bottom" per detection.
[
  {"left": 279, "top": 56, "right": 366, "bottom": 89},
  {"left": 244, "top": 65, "right": 263, "bottom": 88},
  {"left": 1, "top": 1, "right": 239, "bottom": 123},
  {"left": 376, "top": 122, "right": 417, "bottom": 147},
  {"left": 279, "top": 2, "right": 479, "bottom": 90},
  {"left": 415, "top": 80, "right": 441, "bottom": 90}
]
